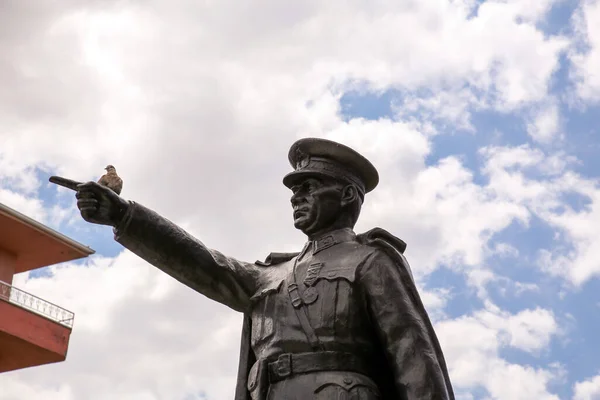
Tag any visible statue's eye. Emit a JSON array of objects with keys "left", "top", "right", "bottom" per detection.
[{"left": 306, "top": 180, "right": 323, "bottom": 193}]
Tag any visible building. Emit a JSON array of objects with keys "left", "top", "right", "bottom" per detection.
[{"left": 0, "top": 202, "right": 94, "bottom": 373}]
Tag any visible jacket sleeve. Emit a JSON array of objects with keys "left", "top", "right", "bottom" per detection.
[
  {"left": 357, "top": 251, "right": 451, "bottom": 400},
  {"left": 112, "top": 201, "right": 260, "bottom": 313}
]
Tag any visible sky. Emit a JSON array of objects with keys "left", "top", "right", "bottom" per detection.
[{"left": 0, "top": 0, "right": 599, "bottom": 399}]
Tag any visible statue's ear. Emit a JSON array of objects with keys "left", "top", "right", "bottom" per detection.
[{"left": 340, "top": 184, "right": 359, "bottom": 207}]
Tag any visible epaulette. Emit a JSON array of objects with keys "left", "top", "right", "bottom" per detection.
[
  {"left": 357, "top": 227, "right": 413, "bottom": 281},
  {"left": 254, "top": 252, "right": 299, "bottom": 267},
  {"left": 356, "top": 227, "right": 407, "bottom": 254}
]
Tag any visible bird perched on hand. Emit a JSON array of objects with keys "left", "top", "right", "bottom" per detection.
[{"left": 97, "top": 165, "right": 123, "bottom": 195}]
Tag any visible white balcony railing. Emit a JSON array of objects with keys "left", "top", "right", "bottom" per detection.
[{"left": 0, "top": 280, "right": 74, "bottom": 328}]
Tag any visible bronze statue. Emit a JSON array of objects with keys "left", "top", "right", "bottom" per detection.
[{"left": 50, "top": 138, "right": 454, "bottom": 400}]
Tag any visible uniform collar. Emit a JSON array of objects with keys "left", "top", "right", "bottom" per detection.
[{"left": 305, "top": 228, "right": 356, "bottom": 255}]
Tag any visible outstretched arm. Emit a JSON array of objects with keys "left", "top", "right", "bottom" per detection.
[
  {"left": 113, "top": 201, "right": 258, "bottom": 312},
  {"left": 51, "top": 177, "right": 259, "bottom": 313}
]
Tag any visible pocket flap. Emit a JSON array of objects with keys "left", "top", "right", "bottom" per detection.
[
  {"left": 314, "top": 372, "right": 379, "bottom": 392},
  {"left": 315, "top": 267, "right": 356, "bottom": 283},
  {"left": 250, "top": 279, "right": 284, "bottom": 302}
]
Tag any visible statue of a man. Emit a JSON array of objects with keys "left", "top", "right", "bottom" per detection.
[{"left": 72, "top": 138, "right": 454, "bottom": 400}]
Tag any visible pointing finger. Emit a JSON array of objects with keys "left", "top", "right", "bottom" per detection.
[{"left": 49, "top": 176, "right": 84, "bottom": 191}]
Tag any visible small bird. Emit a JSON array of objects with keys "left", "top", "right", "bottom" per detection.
[{"left": 97, "top": 165, "right": 123, "bottom": 195}]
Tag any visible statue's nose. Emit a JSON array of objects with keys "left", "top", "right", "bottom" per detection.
[{"left": 290, "top": 193, "right": 303, "bottom": 206}]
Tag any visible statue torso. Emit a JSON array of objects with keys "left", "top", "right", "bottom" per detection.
[{"left": 247, "top": 230, "right": 383, "bottom": 399}]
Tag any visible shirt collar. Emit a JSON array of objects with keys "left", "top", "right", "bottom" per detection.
[{"left": 305, "top": 228, "right": 356, "bottom": 255}]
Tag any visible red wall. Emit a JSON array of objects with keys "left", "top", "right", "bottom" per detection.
[
  {"left": 0, "top": 248, "right": 16, "bottom": 284},
  {"left": 0, "top": 299, "right": 72, "bottom": 372}
]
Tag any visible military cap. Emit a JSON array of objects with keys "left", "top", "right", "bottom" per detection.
[{"left": 282, "top": 137, "right": 379, "bottom": 194}]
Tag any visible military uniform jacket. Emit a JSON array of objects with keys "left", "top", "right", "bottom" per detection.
[{"left": 113, "top": 202, "right": 454, "bottom": 400}]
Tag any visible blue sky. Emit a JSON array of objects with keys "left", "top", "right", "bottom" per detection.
[
  {"left": 342, "top": 88, "right": 593, "bottom": 395},
  {"left": 1, "top": 1, "right": 600, "bottom": 399},
  {"left": 337, "top": 6, "right": 600, "bottom": 394}
]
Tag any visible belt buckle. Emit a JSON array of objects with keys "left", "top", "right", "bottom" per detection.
[{"left": 275, "top": 353, "right": 292, "bottom": 379}]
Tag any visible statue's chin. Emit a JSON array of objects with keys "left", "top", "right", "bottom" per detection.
[
  {"left": 293, "top": 220, "right": 308, "bottom": 233},
  {"left": 293, "top": 217, "right": 314, "bottom": 236},
  {"left": 294, "top": 215, "right": 338, "bottom": 237}
]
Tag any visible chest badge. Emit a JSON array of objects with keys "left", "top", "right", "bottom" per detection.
[
  {"left": 304, "top": 262, "right": 324, "bottom": 287},
  {"left": 302, "top": 286, "right": 318, "bottom": 304}
]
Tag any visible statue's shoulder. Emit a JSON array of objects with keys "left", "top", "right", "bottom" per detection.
[
  {"left": 356, "top": 227, "right": 414, "bottom": 280},
  {"left": 254, "top": 252, "right": 299, "bottom": 267},
  {"left": 356, "top": 227, "right": 407, "bottom": 255}
]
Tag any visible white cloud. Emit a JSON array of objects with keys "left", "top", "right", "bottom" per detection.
[
  {"left": 513, "top": 281, "right": 541, "bottom": 295},
  {"left": 418, "top": 286, "right": 453, "bottom": 321},
  {"left": 500, "top": 0, "right": 562, "bottom": 23},
  {"left": 0, "top": 0, "right": 569, "bottom": 178},
  {"left": 483, "top": 361, "right": 560, "bottom": 400},
  {"left": 0, "top": 189, "right": 48, "bottom": 223},
  {"left": 0, "top": 380, "right": 75, "bottom": 400},
  {"left": 477, "top": 145, "right": 600, "bottom": 287},
  {"left": 489, "top": 242, "right": 520, "bottom": 258},
  {"left": 395, "top": 88, "right": 484, "bottom": 131},
  {"left": 536, "top": 186, "right": 600, "bottom": 286},
  {"left": 0, "top": 188, "right": 77, "bottom": 230},
  {"left": 483, "top": 307, "right": 558, "bottom": 352},
  {"left": 526, "top": 100, "right": 562, "bottom": 143},
  {"left": 570, "top": 0, "right": 600, "bottom": 103},
  {"left": 573, "top": 374, "right": 600, "bottom": 400},
  {"left": 437, "top": 305, "right": 561, "bottom": 399}
]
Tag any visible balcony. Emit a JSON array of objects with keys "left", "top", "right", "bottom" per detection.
[
  {"left": 0, "top": 280, "right": 74, "bottom": 328},
  {"left": 0, "top": 280, "right": 75, "bottom": 373},
  {"left": 0, "top": 201, "right": 94, "bottom": 373}
]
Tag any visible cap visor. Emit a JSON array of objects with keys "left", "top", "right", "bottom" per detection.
[{"left": 282, "top": 170, "right": 341, "bottom": 188}]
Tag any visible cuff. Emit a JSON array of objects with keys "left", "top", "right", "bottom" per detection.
[{"left": 113, "top": 201, "right": 135, "bottom": 240}]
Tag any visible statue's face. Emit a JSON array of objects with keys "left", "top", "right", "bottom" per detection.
[{"left": 289, "top": 175, "right": 343, "bottom": 236}]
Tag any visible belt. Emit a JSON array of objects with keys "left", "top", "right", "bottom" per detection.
[{"left": 267, "top": 351, "right": 372, "bottom": 383}]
